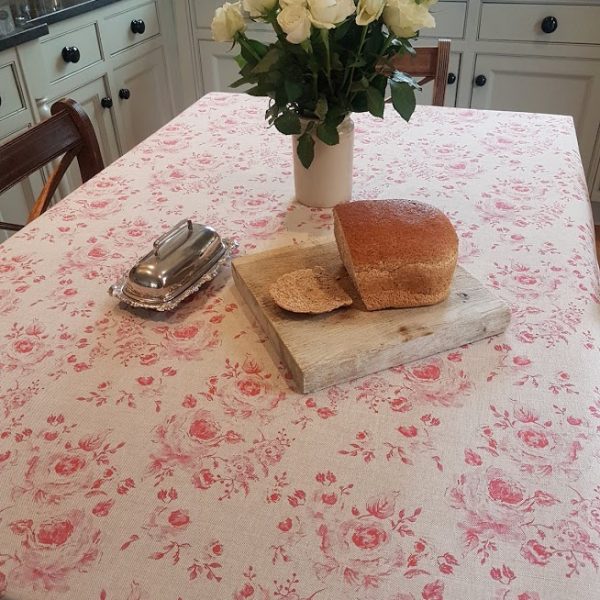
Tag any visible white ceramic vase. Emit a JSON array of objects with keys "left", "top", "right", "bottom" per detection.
[{"left": 292, "top": 116, "right": 354, "bottom": 208}]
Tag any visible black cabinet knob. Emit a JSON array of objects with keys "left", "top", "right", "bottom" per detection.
[
  {"left": 541, "top": 16, "right": 558, "bottom": 34},
  {"left": 447, "top": 72, "right": 457, "bottom": 85},
  {"left": 62, "top": 46, "right": 81, "bottom": 64},
  {"left": 130, "top": 19, "right": 146, "bottom": 34},
  {"left": 119, "top": 88, "right": 131, "bottom": 100},
  {"left": 101, "top": 97, "right": 113, "bottom": 109},
  {"left": 475, "top": 74, "right": 487, "bottom": 87}
]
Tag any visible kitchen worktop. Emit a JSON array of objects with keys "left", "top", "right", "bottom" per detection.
[{"left": 0, "top": 0, "right": 123, "bottom": 50}]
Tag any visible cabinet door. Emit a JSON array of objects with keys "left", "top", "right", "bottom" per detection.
[
  {"left": 0, "top": 126, "right": 44, "bottom": 243},
  {"left": 112, "top": 46, "right": 174, "bottom": 153},
  {"left": 47, "top": 76, "right": 120, "bottom": 194},
  {"left": 199, "top": 33, "right": 274, "bottom": 94},
  {"left": 470, "top": 54, "right": 600, "bottom": 173},
  {"left": 415, "top": 52, "right": 461, "bottom": 108}
]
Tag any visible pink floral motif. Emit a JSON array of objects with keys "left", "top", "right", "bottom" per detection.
[
  {"left": 271, "top": 472, "right": 451, "bottom": 592},
  {"left": 152, "top": 321, "right": 220, "bottom": 360},
  {"left": 143, "top": 506, "right": 191, "bottom": 541},
  {"left": 395, "top": 357, "right": 472, "bottom": 407},
  {"left": 449, "top": 468, "right": 532, "bottom": 548},
  {"left": 149, "top": 408, "right": 238, "bottom": 482},
  {"left": 482, "top": 405, "right": 586, "bottom": 480},
  {"left": 11, "top": 429, "right": 123, "bottom": 504},
  {"left": 213, "top": 358, "right": 286, "bottom": 422},
  {"left": 1, "top": 322, "right": 54, "bottom": 373},
  {"left": 7, "top": 510, "right": 101, "bottom": 592}
]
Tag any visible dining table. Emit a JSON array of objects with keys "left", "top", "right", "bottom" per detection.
[{"left": 0, "top": 92, "right": 599, "bottom": 600}]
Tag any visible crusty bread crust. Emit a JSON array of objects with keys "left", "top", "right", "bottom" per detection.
[{"left": 333, "top": 199, "right": 458, "bottom": 310}]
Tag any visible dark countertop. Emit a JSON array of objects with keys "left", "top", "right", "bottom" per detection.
[
  {"left": 0, "top": 0, "right": 123, "bottom": 52},
  {"left": 0, "top": 23, "right": 48, "bottom": 52}
]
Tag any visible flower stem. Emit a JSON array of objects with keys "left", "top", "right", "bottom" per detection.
[{"left": 346, "top": 25, "right": 369, "bottom": 99}]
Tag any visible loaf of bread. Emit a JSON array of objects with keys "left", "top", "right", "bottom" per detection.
[{"left": 333, "top": 199, "right": 458, "bottom": 310}]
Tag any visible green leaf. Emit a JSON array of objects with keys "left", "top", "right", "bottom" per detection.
[
  {"left": 366, "top": 86, "right": 385, "bottom": 118},
  {"left": 234, "top": 54, "right": 247, "bottom": 69},
  {"left": 297, "top": 133, "right": 315, "bottom": 169},
  {"left": 390, "top": 80, "right": 416, "bottom": 122},
  {"left": 252, "top": 47, "right": 281, "bottom": 74},
  {"left": 247, "top": 38, "right": 269, "bottom": 59},
  {"left": 315, "top": 97, "right": 328, "bottom": 120},
  {"left": 274, "top": 112, "right": 301, "bottom": 135},
  {"left": 316, "top": 122, "right": 339, "bottom": 146},
  {"left": 284, "top": 79, "right": 303, "bottom": 102}
]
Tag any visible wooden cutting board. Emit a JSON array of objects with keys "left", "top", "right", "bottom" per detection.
[{"left": 232, "top": 242, "right": 510, "bottom": 394}]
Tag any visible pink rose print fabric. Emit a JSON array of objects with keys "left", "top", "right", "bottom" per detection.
[{"left": 0, "top": 93, "right": 599, "bottom": 599}]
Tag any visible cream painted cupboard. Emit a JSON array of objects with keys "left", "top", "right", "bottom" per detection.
[
  {"left": 0, "top": 0, "right": 183, "bottom": 237},
  {"left": 175, "top": 0, "right": 600, "bottom": 206},
  {"left": 0, "top": 48, "right": 43, "bottom": 242}
]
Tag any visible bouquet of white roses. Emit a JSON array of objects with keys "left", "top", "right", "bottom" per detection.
[{"left": 212, "top": 0, "right": 437, "bottom": 167}]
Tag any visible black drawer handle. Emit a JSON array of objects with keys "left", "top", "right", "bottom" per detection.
[
  {"left": 130, "top": 19, "right": 146, "bottom": 34},
  {"left": 475, "top": 74, "right": 487, "bottom": 87},
  {"left": 541, "top": 16, "right": 558, "bottom": 34},
  {"left": 101, "top": 97, "right": 113, "bottom": 109},
  {"left": 61, "top": 46, "right": 81, "bottom": 63},
  {"left": 447, "top": 72, "right": 456, "bottom": 85},
  {"left": 119, "top": 88, "right": 131, "bottom": 100}
]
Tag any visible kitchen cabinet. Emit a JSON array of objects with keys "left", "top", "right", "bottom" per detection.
[
  {"left": 111, "top": 46, "right": 173, "bottom": 153},
  {"left": 470, "top": 53, "right": 600, "bottom": 173},
  {"left": 47, "top": 76, "right": 120, "bottom": 191},
  {"left": 0, "top": 48, "right": 44, "bottom": 241},
  {"left": 0, "top": 0, "right": 183, "bottom": 240}
]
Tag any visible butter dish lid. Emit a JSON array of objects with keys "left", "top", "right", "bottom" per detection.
[{"left": 109, "top": 219, "right": 236, "bottom": 311}]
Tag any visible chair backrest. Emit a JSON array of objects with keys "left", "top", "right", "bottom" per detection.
[
  {"left": 387, "top": 39, "right": 451, "bottom": 107},
  {"left": 0, "top": 98, "right": 104, "bottom": 232}
]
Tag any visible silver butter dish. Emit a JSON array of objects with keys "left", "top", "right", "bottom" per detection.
[{"left": 109, "top": 219, "right": 236, "bottom": 311}]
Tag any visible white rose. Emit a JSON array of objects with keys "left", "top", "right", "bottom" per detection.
[
  {"left": 280, "top": 0, "right": 307, "bottom": 5},
  {"left": 383, "top": 0, "right": 436, "bottom": 38},
  {"left": 243, "top": 0, "right": 278, "bottom": 17},
  {"left": 308, "top": 0, "right": 356, "bottom": 30},
  {"left": 212, "top": 2, "right": 247, "bottom": 43},
  {"left": 277, "top": 5, "right": 312, "bottom": 43},
  {"left": 356, "top": 0, "right": 386, "bottom": 26}
]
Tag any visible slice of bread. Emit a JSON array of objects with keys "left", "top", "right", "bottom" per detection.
[{"left": 270, "top": 267, "right": 353, "bottom": 314}]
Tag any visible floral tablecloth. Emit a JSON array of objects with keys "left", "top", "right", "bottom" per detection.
[{"left": 1, "top": 92, "right": 599, "bottom": 600}]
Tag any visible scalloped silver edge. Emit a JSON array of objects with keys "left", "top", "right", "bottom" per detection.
[{"left": 109, "top": 239, "right": 238, "bottom": 312}]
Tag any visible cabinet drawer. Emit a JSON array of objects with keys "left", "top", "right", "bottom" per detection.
[
  {"left": 422, "top": 2, "right": 467, "bottom": 39},
  {"left": 0, "top": 63, "right": 24, "bottom": 120},
  {"left": 104, "top": 0, "right": 160, "bottom": 55},
  {"left": 41, "top": 22, "right": 102, "bottom": 83},
  {"left": 479, "top": 3, "right": 600, "bottom": 45}
]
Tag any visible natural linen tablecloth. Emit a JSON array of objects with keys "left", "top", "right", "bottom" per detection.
[{"left": 1, "top": 93, "right": 599, "bottom": 600}]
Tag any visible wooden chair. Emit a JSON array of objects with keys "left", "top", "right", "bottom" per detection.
[
  {"left": 385, "top": 39, "right": 451, "bottom": 107},
  {"left": 0, "top": 98, "right": 104, "bottom": 232}
]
